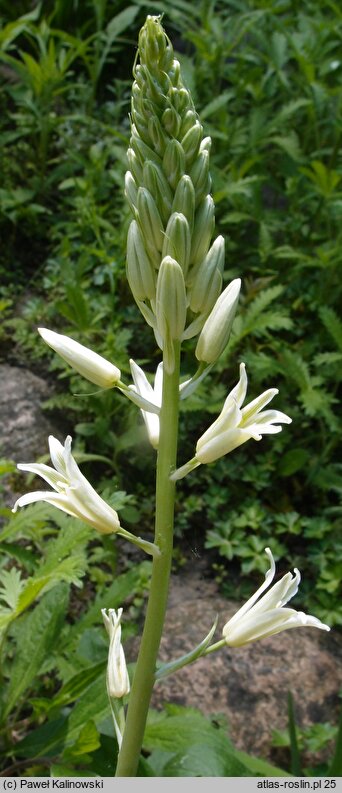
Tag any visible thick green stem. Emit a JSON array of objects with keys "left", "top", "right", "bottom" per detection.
[{"left": 115, "top": 342, "right": 181, "bottom": 776}]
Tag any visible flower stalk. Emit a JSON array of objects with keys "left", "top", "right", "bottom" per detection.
[{"left": 115, "top": 342, "right": 181, "bottom": 776}]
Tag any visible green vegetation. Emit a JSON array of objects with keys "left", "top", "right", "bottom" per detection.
[{"left": 0, "top": 0, "right": 341, "bottom": 777}]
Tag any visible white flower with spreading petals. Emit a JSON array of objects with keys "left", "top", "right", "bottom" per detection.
[
  {"left": 171, "top": 363, "right": 292, "bottom": 480},
  {"left": 13, "top": 435, "right": 120, "bottom": 534},
  {"left": 129, "top": 359, "right": 163, "bottom": 449},
  {"left": 102, "top": 608, "right": 130, "bottom": 698},
  {"left": 222, "top": 548, "right": 330, "bottom": 647}
]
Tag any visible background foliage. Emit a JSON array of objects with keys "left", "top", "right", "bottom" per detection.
[{"left": 0, "top": 0, "right": 341, "bottom": 777}]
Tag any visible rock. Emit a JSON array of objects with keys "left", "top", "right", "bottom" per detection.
[
  {"left": 130, "top": 567, "right": 342, "bottom": 768},
  {"left": 0, "top": 364, "right": 62, "bottom": 505}
]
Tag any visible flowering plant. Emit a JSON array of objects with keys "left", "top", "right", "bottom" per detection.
[{"left": 13, "top": 16, "right": 330, "bottom": 777}]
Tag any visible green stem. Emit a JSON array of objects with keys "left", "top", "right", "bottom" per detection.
[{"left": 115, "top": 342, "right": 181, "bottom": 776}]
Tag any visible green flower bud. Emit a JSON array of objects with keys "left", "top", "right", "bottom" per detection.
[
  {"left": 137, "top": 187, "right": 164, "bottom": 254},
  {"left": 127, "top": 148, "right": 143, "bottom": 184},
  {"left": 195, "top": 278, "right": 241, "bottom": 364},
  {"left": 162, "top": 212, "right": 191, "bottom": 276},
  {"left": 132, "top": 110, "right": 150, "bottom": 143},
  {"left": 127, "top": 220, "right": 156, "bottom": 301},
  {"left": 163, "top": 139, "right": 185, "bottom": 190},
  {"left": 143, "top": 160, "right": 172, "bottom": 224},
  {"left": 181, "top": 121, "right": 203, "bottom": 165},
  {"left": 124, "top": 171, "right": 138, "bottom": 214},
  {"left": 138, "top": 15, "right": 173, "bottom": 73},
  {"left": 162, "top": 106, "right": 181, "bottom": 137},
  {"left": 148, "top": 116, "right": 168, "bottom": 156},
  {"left": 189, "top": 236, "right": 225, "bottom": 314},
  {"left": 200, "top": 136, "right": 212, "bottom": 155},
  {"left": 132, "top": 131, "right": 162, "bottom": 168},
  {"left": 156, "top": 255, "right": 187, "bottom": 344},
  {"left": 190, "top": 150, "right": 212, "bottom": 206},
  {"left": 189, "top": 196, "right": 215, "bottom": 267},
  {"left": 171, "top": 175, "right": 196, "bottom": 230},
  {"left": 180, "top": 109, "right": 197, "bottom": 137}
]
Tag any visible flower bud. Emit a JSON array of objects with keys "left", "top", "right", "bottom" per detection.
[
  {"left": 137, "top": 187, "right": 164, "bottom": 253},
  {"left": 38, "top": 328, "right": 121, "bottom": 388},
  {"left": 132, "top": 131, "right": 162, "bottom": 168},
  {"left": 127, "top": 147, "right": 143, "bottom": 184},
  {"left": 162, "top": 212, "right": 191, "bottom": 276},
  {"left": 180, "top": 109, "right": 197, "bottom": 136},
  {"left": 195, "top": 278, "right": 241, "bottom": 364},
  {"left": 148, "top": 116, "right": 168, "bottom": 156},
  {"left": 131, "top": 110, "right": 149, "bottom": 143},
  {"left": 143, "top": 160, "right": 172, "bottom": 224},
  {"left": 124, "top": 171, "right": 138, "bottom": 214},
  {"left": 200, "top": 136, "right": 212, "bottom": 155},
  {"left": 190, "top": 150, "right": 212, "bottom": 205},
  {"left": 162, "top": 106, "right": 181, "bottom": 137},
  {"left": 189, "top": 236, "right": 224, "bottom": 314},
  {"left": 126, "top": 220, "right": 156, "bottom": 301},
  {"left": 163, "top": 139, "right": 185, "bottom": 190},
  {"left": 181, "top": 121, "right": 203, "bottom": 165},
  {"left": 189, "top": 196, "right": 215, "bottom": 266},
  {"left": 171, "top": 175, "right": 196, "bottom": 230},
  {"left": 102, "top": 608, "right": 130, "bottom": 699},
  {"left": 156, "top": 256, "right": 187, "bottom": 344}
]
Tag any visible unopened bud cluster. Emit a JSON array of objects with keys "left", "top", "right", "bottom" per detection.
[{"left": 125, "top": 15, "right": 239, "bottom": 370}]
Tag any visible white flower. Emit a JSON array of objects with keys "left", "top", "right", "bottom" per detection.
[
  {"left": 12, "top": 435, "right": 120, "bottom": 534},
  {"left": 38, "top": 328, "right": 121, "bottom": 388},
  {"left": 102, "top": 608, "right": 130, "bottom": 698},
  {"left": 129, "top": 359, "right": 163, "bottom": 449},
  {"left": 196, "top": 362, "right": 292, "bottom": 464},
  {"left": 222, "top": 548, "right": 330, "bottom": 647},
  {"left": 171, "top": 363, "right": 292, "bottom": 480}
]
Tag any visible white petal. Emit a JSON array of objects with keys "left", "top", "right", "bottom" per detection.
[
  {"left": 241, "top": 388, "right": 279, "bottom": 424},
  {"left": 248, "top": 571, "right": 299, "bottom": 616},
  {"left": 224, "top": 362, "right": 248, "bottom": 410},
  {"left": 48, "top": 435, "right": 68, "bottom": 476},
  {"left": 129, "top": 359, "right": 154, "bottom": 400},
  {"left": 196, "top": 426, "right": 252, "bottom": 463},
  {"left": 153, "top": 362, "right": 164, "bottom": 405},
  {"left": 197, "top": 401, "right": 241, "bottom": 451},
  {"left": 252, "top": 409, "right": 292, "bottom": 427},
  {"left": 223, "top": 548, "right": 276, "bottom": 631},
  {"left": 17, "top": 462, "right": 65, "bottom": 491}
]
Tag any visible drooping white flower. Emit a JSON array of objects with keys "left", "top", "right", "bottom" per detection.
[
  {"left": 171, "top": 363, "right": 292, "bottom": 480},
  {"left": 12, "top": 435, "right": 120, "bottom": 534},
  {"left": 38, "top": 328, "right": 121, "bottom": 388},
  {"left": 222, "top": 548, "right": 330, "bottom": 647},
  {"left": 102, "top": 608, "right": 130, "bottom": 698},
  {"left": 129, "top": 359, "right": 163, "bottom": 449}
]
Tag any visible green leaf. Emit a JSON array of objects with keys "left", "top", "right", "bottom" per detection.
[
  {"left": 4, "top": 584, "right": 70, "bottom": 716},
  {"left": 105, "top": 7, "right": 140, "bottom": 43},
  {"left": 162, "top": 743, "right": 247, "bottom": 776},
  {"left": 278, "top": 448, "right": 310, "bottom": 476},
  {"left": 50, "top": 661, "right": 107, "bottom": 709},
  {"left": 63, "top": 720, "right": 101, "bottom": 760},
  {"left": 234, "top": 749, "right": 290, "bottom": 776},
  {"left": 319, "top": 306, "right": 342, "bottom": 352},
  {"left": 66, "top": 674, "right": 110, "bottom": 743},
  {"left": 14, "top": 717, "right": 68, "bottom": 759},
  {"left": 144, "top": 706, "right": 249, "bottom": 776},
  {"left": 0, "top": 568, "right": 25, "bottom": 610}
]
